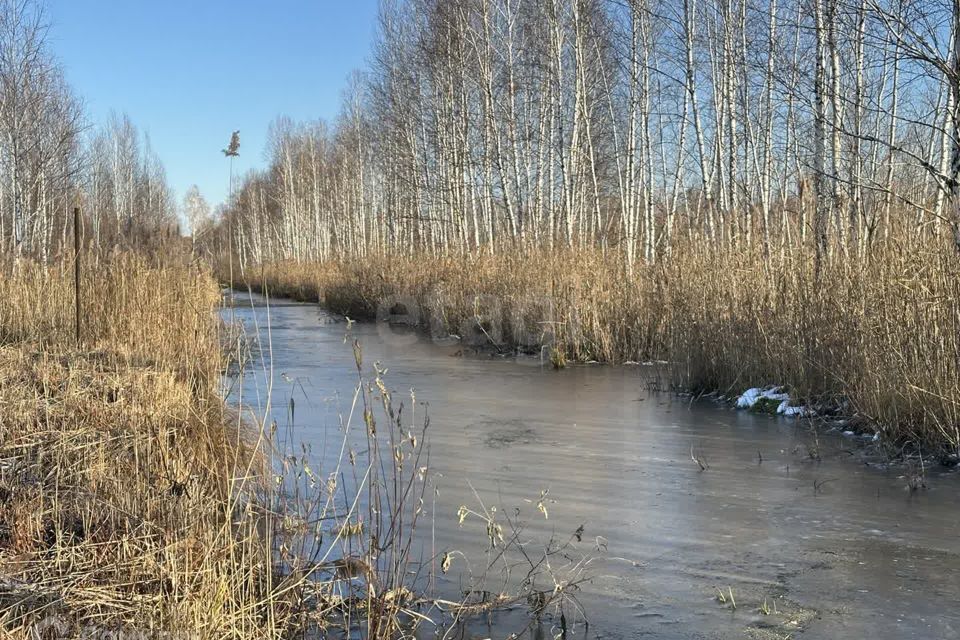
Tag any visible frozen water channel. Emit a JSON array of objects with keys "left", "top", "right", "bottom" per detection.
[{"left": 224, "top": 291, "right": 960, "bottom": 640}]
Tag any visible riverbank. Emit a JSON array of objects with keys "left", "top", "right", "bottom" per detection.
[
  {"left": 0, "top": 253, "right": 573, "bottom": 638},
  {"left": 0, "top": 255, "right": 284, "bottom": 636},
  {"left": 0, "top": 255, "right": 413, "bottom": 637},
  {"left": 225, "top": 242, "right": 960, "bottom": 454}
]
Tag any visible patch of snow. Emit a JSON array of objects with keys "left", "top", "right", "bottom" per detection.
[
  {"left": 780, "top": 401, "right": 816, "bottom": 417},
  {"left": 777, "top": 400, "right": 806, "bottom": 416},
  {"left": 736, "top": 386, "right": 814, "bottom": 417},
  {"left": 736, "top": 386, "right": 789, "bottom": 408}
]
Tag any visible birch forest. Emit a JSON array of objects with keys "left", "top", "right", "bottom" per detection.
[
  {"left": 217, "top": 0, "right": 960, "bottom": 270},
  {"left": 0, "top": 0, "right": 177, "bottom": 261}
]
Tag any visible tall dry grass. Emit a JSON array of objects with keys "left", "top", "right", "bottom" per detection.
[
  {"left": 231, "top": 238, "right": 960, "bottom": 453},
  {"left": 0, "top": 254, "right": 447, "bottom": 638},
  {"left": 658, "top": 240, "right": 960, "bottom": 450},
  {"left": 0, "top": 254, "right": 280, "bottom": 636},
  {"left": 0, "top": 252, "right": 221, "bottom": 377}
]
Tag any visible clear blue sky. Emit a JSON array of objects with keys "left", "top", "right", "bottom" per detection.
[{"left": 48, "top": 0, "right": 379, "bottom": 211}]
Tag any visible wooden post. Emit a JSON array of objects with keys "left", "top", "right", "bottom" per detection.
[{"left": 74, "top": 206, "right": 81, "bottom": 347}]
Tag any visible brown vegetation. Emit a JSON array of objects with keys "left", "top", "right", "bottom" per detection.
[
  {"left": 0, "top": 255, "right": 277, "bottom": 636},
  {"left": 0, "top": 254, "right": 445, "bottom": 638},
  {"left": 230, "top": 237, "right": 960, "bottom": 453},
  {"left": 0, "top": 253, "right": 587, "bottom": 638}
]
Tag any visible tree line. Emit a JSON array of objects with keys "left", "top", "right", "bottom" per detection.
[
  {"left": 0, "top": 0, "right": 178, "bottom": 262},
  {"left": 213, "top": 0, "right": 960, "bottom": 271}
]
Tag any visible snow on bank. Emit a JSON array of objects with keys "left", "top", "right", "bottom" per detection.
[{"left": 736, "top": 386, "right": 814, "bottom": 417}]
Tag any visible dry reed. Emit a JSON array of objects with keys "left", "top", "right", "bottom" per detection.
[
  {"left": 0, "top": 254, "right": 280, "bottom": 637},
  {"left": 230, "top": 238, "right": 960, "bottom": 453}
]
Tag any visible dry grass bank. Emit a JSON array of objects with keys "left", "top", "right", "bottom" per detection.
[
  {"left": 0, "top": 253, "right": 583, "bottom": 638},
  {"left": 0, "top": 254, "right": 432, "bottom": 638},
  {"left": 230, "top": 241, "right": 960, "bottom": 452},
  {"left": 0, "top": 255, "right": 280, "bottom": 636}
]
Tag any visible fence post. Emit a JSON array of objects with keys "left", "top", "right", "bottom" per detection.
[{"left": 74, "top": 206, "right": 81, "bottom": 347}]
